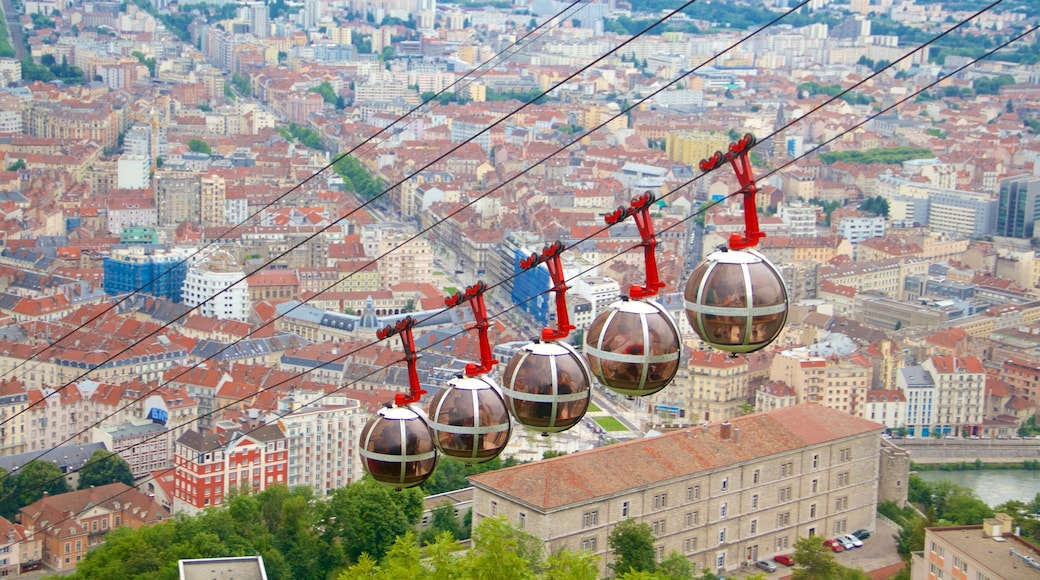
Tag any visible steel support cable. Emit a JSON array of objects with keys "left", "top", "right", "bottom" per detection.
[
  {"left": 5, "top": 18, "right": 1033, "bottom": 537},
  {"left": 0, "top": 0, "right": 593, "bottom": 397},
  {"left": 0, "top": 0, "right": 682, "bottom": 432},
  {"left": 0, "top": 0, "right": 814, "bottom": 496},
  {"left": 4, "top": 0, "right": 1015, "bottom": 512}
]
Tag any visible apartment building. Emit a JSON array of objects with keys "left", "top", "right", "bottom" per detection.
[
  {"left": 652, "top": 350, "right": 751, "bottom": 424},
  {"left": 272, "top": 392, "right": 369, "bottom": 496},
  {"left": 1000, "top": 357, "right": 1040, "bottom": 407},
  {"left": 820, "top": 257, "right": 929, "bottom": 300},
  {"left": 911, "top": 514, "right": 1040, "bottom": 580},
  {"left": 469, "top": 404, "right": 887, "bottom": 576},
  {"left": 897, "top": 356, "right": 985, "bottom": 437},
  {"left": 769, "top": 351, "right": 873, "bottom": 417},
  {"left": 19, "top": 483, "right": 166, "bottom": 572},
  {"left": 172, "top": 424, "right": 288, "bottom": 516}
]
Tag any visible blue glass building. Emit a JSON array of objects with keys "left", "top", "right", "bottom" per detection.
[
  {"left": 510, "top": 248, "right": 552, "bottom": 326},
  {"left": 103, "top": 248, "right": 187, "bottom": 302}
]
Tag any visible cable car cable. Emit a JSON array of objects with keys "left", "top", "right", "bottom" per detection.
[
  {"left": 0, "top": 0, "right": 593, "bottom": 399},
  {"left": 0, "top": 1, "right": 1020, "bottom": 508},
  {"left": 4, "top": 14, "right": 1029, "bottom": 516},
  {"left": 0, "top": 0, "right": 678, "bottom": 431}
]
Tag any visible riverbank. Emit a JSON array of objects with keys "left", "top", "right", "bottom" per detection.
[
  {"left": 914, "top": 469, "right": 1040, "bottom": 507},
  {"left": 912, "top": 459, "right": 1040, "bottom": 471}
]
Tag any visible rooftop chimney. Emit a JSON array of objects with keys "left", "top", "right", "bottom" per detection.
[{"left": 720, "top": 422, "right": 732, "bottom": 440}]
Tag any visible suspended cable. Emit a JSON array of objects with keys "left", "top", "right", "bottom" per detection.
[
  {"left": 0, "top": 0, "right": 669, "bottom": 430},
  {"left": 1, "top": 0, "right": 998, "bottom": 496},
  {"left": 0, "top": 0, "right": 592, "bottom": 396},
  {"left": 5, "top": 12, "right": 1030, "bottom": 526},
  {"left": 0, "top": 0, "right": 816, "bottom": 496}
]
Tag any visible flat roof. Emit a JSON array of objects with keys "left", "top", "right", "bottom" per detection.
[
  {"left": 929, "top": 527, "right": 1040, "bottom": 579},
  {"left": 178, "top": 556, "right": 267, "bottom": 580}
]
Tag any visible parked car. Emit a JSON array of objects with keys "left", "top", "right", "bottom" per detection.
[
  {"left": 755, "top": 560, "right": 778, "bottom": 573},
  {"left": 822, "top": 538, "right": 844, "bottom": 552},
  {"left": 841, "top": 533, "right": 864, "bottom": 548},
  {"left": 773, "top": 554, "right": 795, "bottom": 566},
  {"left": 852, "top": 529, "right": 871, "bottom": 540},
  {"left": 836, "top": 536, "right": 855, "bottom": 550}
]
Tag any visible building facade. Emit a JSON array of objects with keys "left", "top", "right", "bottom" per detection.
[
  {"left": 996, "top": 175, "right": 1040, "bottom": 239},
  {"left": 469, "top": 404, "right": 887, "bottom": 576},
  {"left": 172, "top": 424, "right": 288, "bottom": 515},
  {"left": 911, "top": 514, "right": 1040, "bottom": 580},
  {"left": 103, "top": 247, "right": 188, "bottom": 302},
  {"left": 19, "top": 483, "right": 166, "bottom": 572}
]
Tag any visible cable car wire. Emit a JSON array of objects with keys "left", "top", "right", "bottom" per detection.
[
  {"left": 0, "top": 0, "right": 593, "bottom": 399},
  {"left": 2, "top": 14, "right": 1029, "bottom": 528},
  {"left": 0, "top": 0, "right": 683, "bottom": 431},
  {"left": 0, "top": 0, "right": 1009, "bottom": 496}
]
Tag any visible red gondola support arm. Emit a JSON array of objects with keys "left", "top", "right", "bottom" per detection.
[
  {"left": 520, "top": 241, "right": 574, "bottom": 341},
  {"left": 700, "top": 133, "right": 764, "bottom": 250},
  {"left": 376, "top": 316, "right": 426, "bottom": 406},
  {"left": 445, "top": 282, "right": 498, "bottom": 376},
  {"left": 605, "top": 192, "right": 664, "bottom": 300}
]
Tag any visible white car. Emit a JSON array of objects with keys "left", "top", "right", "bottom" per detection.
[{"left": 840, "top": 534, "right": 863, "bottom": 548}]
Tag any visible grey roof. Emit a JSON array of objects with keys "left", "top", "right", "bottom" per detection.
[
  {"left": 0, "top": 443, "right": 107, "bottom": 474},
  {"left": 191, "top": 335, "right": 308, "bottom": 361},
  {"left": 900, "top": 365, "right": 935, "bottom": 388},
  {"left": 176, "top": 424, "right": 286, "bottom": 453},
  {"left": 277, "top": 300, "right": 456, "bottom": 331},
  {"left": 105, "top": 422, "right": 167, "bottom": 441}
]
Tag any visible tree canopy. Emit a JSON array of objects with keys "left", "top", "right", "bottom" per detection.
[
  {"left": 78, "top": 449, "right": 135, "bottom": 490},
  {"left": 608, "top": 518, "right": 656, "bottom": 576},
  {"left": 187, "top": 139, "right": 212, "bottom": 155},
  {"left": 818, "top": 147, "right": 934, "bottom": 166}
]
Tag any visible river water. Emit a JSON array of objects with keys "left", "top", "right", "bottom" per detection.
[{"left": 915, "top": 469, "right": 1040, "bottom": 507}]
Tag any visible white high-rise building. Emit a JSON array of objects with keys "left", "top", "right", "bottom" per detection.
[
  {"left": 777, "top": 201, "right": 818, "bottom": 237},
  {"left": 118, "top": 153, "right": 151, "bottom": 189},
  {"left": 182, "top": 251, "right": 250, "bottom": 321},
  {"left": 269, "top": 390, "right": 369, "bottom": 496}
]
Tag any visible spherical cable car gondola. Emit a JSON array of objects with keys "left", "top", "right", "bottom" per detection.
[
  {"left": 425, "top": 282, "right": 512, "bottom": 463},
  {"left": 358, "top": 403, "right": 438, "bottom": 490},
  {"left": 358, "top": 317, "right": 438, "bottom": 489},
  {"left": 501, "top": 242, "right": 593, "bottom": 433},
  {"left": 583, "top": 192, "right": 682, "bottom": 397},
  {"left": 684, "top": 133, "right": 790, "bottom": 354}
]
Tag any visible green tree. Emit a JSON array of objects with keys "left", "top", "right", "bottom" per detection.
[
  {"left": 5, "top": 159, "right": 25, "bottom": 171},
  {"left": 792, "top": 535, "right": 839, "bottom": 579},
  {"left": 15, "top": 460, "right": 70, "bottom": 508},
  {"left": 462, "top": 516, "right": 541, "bottom": 580},
  {"left": 420, "top": 502, "right": 465, "bottom": 545},
  {"left": 896, "top": 514, "right": 929, "bottom": 558},
  {"left": 78, "top": 449, "right": 134, "bottom": 489},
  {"left": 322, "top": 476, "right": 424, "bottom": 562},
  {"left": 657, "top": 551, "right": 695, "bottom": 579},
  {"left": 543, "top": 548, "right": 599, "bottom": 580},
  {"left": 608, "top": 518, "right": 656, "bottom": 576},
  {"left": 187, "top": 138, "right": 212, "bottom": 154},
  {"left": 231, "top": 73, "right": 251, "bottom": 96},
  {"left": 310, "top": 81, "right": 338, "bottom": 106}
]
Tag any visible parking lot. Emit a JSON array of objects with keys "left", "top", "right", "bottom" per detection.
[{"left": 727, "top": 519, "right": 904, "bottom": 579}]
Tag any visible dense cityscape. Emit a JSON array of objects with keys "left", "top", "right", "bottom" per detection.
[{"left": 0, "top": 0, "right": 1039, "bottom": 577}]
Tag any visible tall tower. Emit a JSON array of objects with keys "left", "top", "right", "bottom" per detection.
[
  {"left": 996, "top": 174, "right": 1040, "bottom": 239},
  {"left": 200, "top": 174, "right": 227, "bottom": 226}
]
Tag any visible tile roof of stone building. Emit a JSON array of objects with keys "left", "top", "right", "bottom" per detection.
[{"left": 469, "top": 404, "right": 882, "bottom": 511}]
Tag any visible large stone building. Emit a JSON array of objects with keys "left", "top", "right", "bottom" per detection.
[{"left": 469, "top": 404, "right": 892, "bottom": 576}]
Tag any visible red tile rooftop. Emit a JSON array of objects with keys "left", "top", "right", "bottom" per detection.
[{"left": 469, "top": 404, "right": 882, "bottom": 510}]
